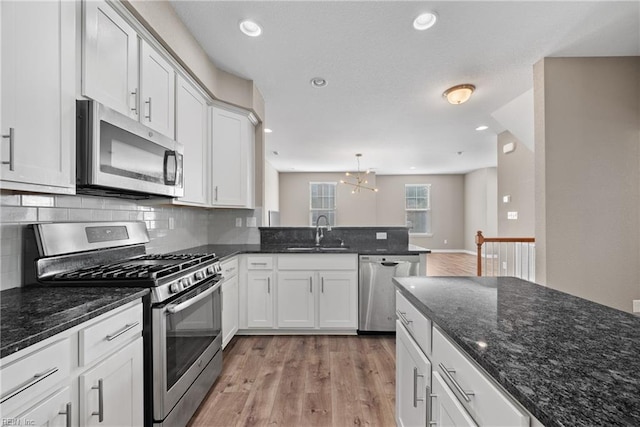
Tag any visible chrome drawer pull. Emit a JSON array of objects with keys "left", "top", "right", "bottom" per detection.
[
  {"left": 145, "top": 97, "right": 152, "bottom": 120},
  {"left": 0, "top": 366, "right": 59, "bottom": 403},
  {"left": 92, "top": 379, "right": 104, "bottom": 422},
  {"left": 438, "top": 363, "right": 475, "bottom": 402},
  {"left": 106, "top": 321, "right": 140, "bottom": 341},
  {"left": 267, "top": 277, "right": 271, "bottom": 293},
  {"left": 2, "top": 127, "right": 15, "bottom": 171},
  {"left": 309, "top": 276, "right": 313, "bottom": 293},
  {"left": 321, "top": 277, "right": 324, "bottom": 293},
  {"left": 428, "top": 389, "right": 437, "bottom": 425},
  {"left": 59, "top": 402, "right": 72, "bottom": 427},
  {"left": 251, "top": 262, "right": 268, "bottom": 266},
  {"left": 130, "top": 89, "right": 138, "bottom": 114},
  {"left": 413, "top": 367, "right": 425, "bottom": 408},
  {"left": 396, "top": 310, "right": 412, "bottom": 326}
]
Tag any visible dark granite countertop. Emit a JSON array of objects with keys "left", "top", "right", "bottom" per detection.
[
  {"left": 393, "top": 276, "right": 640, "bottom": 427},
  {"left": 177, "top": 243, "right": 430, "bottom": 260},
  {"left": 1, "top": 286, "right": 149, "bottom": 359}
]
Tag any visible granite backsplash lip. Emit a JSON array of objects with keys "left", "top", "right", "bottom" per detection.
[
  {"left": 394, "top": 276, "right": 640, "bottom": 427},
  {"left": 0, "top": 286, "right": 149, "bottom": 359}
]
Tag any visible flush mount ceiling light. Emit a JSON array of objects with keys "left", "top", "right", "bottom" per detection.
[
  {"left": 340, "top": 154, "right": 378, "bottom": 194},
  {"left": 413, "top": 12, "right": 438, "bottom": 30},
  {"left": 264, "top": 128, "right": 273, "bottom": 133},
  {"left": 239, "top": 20, "right": 262, "bottom": 37},
  {"left": 443, "top": 84, "right": 476, "bottom": 105},
  {"left": 310, "top": 77, "right": 328, "bottom": 88},
  {"left": 475, "top": 125, "right": 489, "bottom": 131}
]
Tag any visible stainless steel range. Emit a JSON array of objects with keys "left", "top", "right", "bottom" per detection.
[{"left": 28, "top": 221, "right": 222, "bottom": 427}]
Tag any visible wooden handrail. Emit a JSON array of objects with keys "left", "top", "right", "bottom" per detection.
[{"left": 476, "top": 231, "right": 535, "bottom": 276}]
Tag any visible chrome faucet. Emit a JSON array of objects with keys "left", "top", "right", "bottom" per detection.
[{"left": 315, "top": 215, "right": 332, "bottom": 246}]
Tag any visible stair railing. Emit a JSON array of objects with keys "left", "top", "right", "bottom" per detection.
[{"left": 475, "top": 231, "right": 536, "bottom": 280}]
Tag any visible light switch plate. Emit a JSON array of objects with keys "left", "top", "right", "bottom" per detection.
[
  {"left": 507, "top": 211, "right": 518, "bottom": 220},
  {"left": 235, "top": 218, "right": 242, "bottom": 227},
  {"left": 376, "top": 232, "right": 387, "bottom": 240},
  {"left": 633, "top": 300, "right": 640, "bottom": 313},
  {"left": 503, "top": 195, "right": 511, "bottom": 203}
]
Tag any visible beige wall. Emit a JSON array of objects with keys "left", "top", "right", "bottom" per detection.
[
  {"left": 464, "top": 168, "right": 498, "bottom": 252},
  {"left": 279, "top": 172, "right": 378, "bottom": 226},
  {"left": 264, "top": 161, "right": 280, "bottom": 223},
  {"left": 377, "top": 175, "right": 466, "bottom": 250},
  {"left": 534, "top": 56, "right": 640, "bottom": 313},
  {"left": 498, "top": 131, "right": 535, "bottom": 237}
]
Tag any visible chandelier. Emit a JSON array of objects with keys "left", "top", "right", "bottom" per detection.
[{"left": 340, "top": 154, "right": 378, "bottom": 193}]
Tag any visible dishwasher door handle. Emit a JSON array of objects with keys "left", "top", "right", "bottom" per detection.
[{"left": 380, "top": 262, "right": 399, "bottom": 267}]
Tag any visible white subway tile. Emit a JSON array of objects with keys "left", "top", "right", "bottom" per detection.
[
  {"left": 68, "top": 208, "right": 94, "bottom": 221},
  {"left": 21, "top": 195, "right": 54, "bottom": 207},
  {"left": 55, "top": 195, "right": 83, "bottom": 208},
  {"left": 82, "top": 196, "right": 105, "bottom": 209},
  {"left": 111, "top": 211, "right": 130, "bottom": 221},
  {"left": 0, "top": 193, "right": 21, "bottom": 206},
  {"left": 1, "top": 206, "right": 37, "bottom": 223},
  {"left": 38, "top": 208, "right": 69, "bottom": 222},
  {"left": 92, "top": 210, "right": 112, "bottom": 221}
]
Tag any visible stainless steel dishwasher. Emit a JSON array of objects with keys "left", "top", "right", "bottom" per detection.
[{"left": 359, "top": 255, "right": 420, "bottom": 332}]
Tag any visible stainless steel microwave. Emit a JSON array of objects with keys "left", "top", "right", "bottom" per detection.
[{"left": 76, "top": 100, "right": 184, "bottom": 198}]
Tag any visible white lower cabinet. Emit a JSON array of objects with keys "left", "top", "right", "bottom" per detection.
[
  {"left": 222, "top": 258, "right": 240, "bottom": 348},
  {"left": 247, "top": 271, "right": 274, "bottom": 328},
  {"left": 277, "top": 272, "right": 316, "bottom": 328},
  {"left": 431, "top": 371, "right": 478, "bottom": 427},
  {"left": 0, "top": 300, "right": 144, "bottom": 427},
  {"left": 318, "top": 272, "right": 358, "bottom": 328},
  {"left": 79, "top": 337, "right": 143, "bottom": 427},
  {"left": 396, "top": 320, "right": 431, "bottom": 427}
]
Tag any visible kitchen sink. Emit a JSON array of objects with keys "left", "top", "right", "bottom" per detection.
[{"left": 286, "top": 247, "right": 350, "bottom": 252}]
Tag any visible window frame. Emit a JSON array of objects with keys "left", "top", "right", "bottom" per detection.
[
  {"left": 309, "top": 181, "right": 337, "bottom": 226},
  {"left": 405, "top": 183, "right": 432, "bottom": 236}
]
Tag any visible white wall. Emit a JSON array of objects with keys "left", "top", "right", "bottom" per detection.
[
  {"left": 263, "top": 160, "right": 280, "bottom": 225},
  {"left": 464, "top": 168, "right": 498, "bottom": 252},
  {"left": 534, "top": 56, "right": 640, "bottom": 313}
]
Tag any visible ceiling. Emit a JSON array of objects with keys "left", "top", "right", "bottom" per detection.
[{"left": 170, "top": 1, "right": 640, "bottom": 175}]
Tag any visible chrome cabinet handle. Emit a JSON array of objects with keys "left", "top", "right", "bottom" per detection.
[
  {"left": 130, "top": 89, "right": 138, "bottom": 114},
  {"left": 321, "top": 277, "right": 324, "bottom": 293},
  {"left": 413, "top": 367, "right": 424, "bottom": 408},
  {"left": 167, "top": 282, "right": 220, "bottom": 314},
  {"left": 145, "top": 97, "right": 152, "bottom": 120},
  {"left": 106, "top": 321, "right": 140, "bottom": 341},
  {"left": 438, "top": 363, "right": 474, "bottom": 402},
  {"left": 0, "top": 366, "right": 58, "bottom": 403},
  {"left": 92, "top": 379, "right": 104, "bottom": 422},
  {"left": 2, "top": 127, "right": 15, "bottom": 171},
  {"left": 428, "top": 388, "right": 437, "bottom": 426},
  {"left": 214, "top": 185, "right": 218, "bottom": 201},
  {"left": 59, "top": 402, "right": 72, "bottom": 427},
  {"left": 397, "top": 310, "right": 412, "bottom": 326},
  {"left": 267, "top": 277, "right": 271, "bottom": 294},
  {"left": 251, "top": 262, "right": 268, "bottom": 266},
  {"left": 309, "top": 277, "right": 313, "bottom": 293}
]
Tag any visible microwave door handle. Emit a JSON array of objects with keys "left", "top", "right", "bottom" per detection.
[{"left": 164, "top": 150, "right": 177, "bottom": 185}]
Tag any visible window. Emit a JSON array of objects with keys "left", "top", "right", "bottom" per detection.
[
  {"left": 405, "top": 184, "right": 431, "bottom": 235},
  {"left": 310, "top": 182, "right": 336, "bottom": 226}
]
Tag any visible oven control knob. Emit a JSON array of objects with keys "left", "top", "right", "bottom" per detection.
[
  {"left": 194, "top": 271, "right": 205, "bottom": 281},
  {"left": 181, "top": 278, "right": 192, "bottom": 288},
  {"left": 206, "top": 266, "right": 215, "bottom": 275},
  {"left": 170, "top": 282, "right": 182, "bottom": 294}
]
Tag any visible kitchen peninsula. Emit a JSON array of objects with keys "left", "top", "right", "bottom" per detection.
[{"left": 394, "top": 276, "right": 640, "bottom": 427}]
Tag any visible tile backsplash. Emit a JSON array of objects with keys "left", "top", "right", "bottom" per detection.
[{"left": 0, "top": 191, "right": 260, "bottom": 290}]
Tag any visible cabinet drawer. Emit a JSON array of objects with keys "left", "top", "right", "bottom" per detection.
[
  {"left": 246, "top": 256, "right": 274, "bottom": 270},
  {"left": 431, "top": 327, "right": 529, "bottom": 427},
  {"left": 0, "top": 338, "right": 71, "bottom": 413},
  {"left": 79, "top": 303, "right": 143, "bottom": 366},
  {"left": 396, "top": 291, "right": 431, "bottom": 355},
  {"left": 221, "top": 257, "right": 239, "bottom": 278},
  {"left": 278, "top": 254, "right": 357, "bottom": 270}
]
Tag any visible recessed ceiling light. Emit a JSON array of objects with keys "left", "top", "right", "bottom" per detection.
[
  {"left": 476, "top": 125, "right": 489, "bottom": 131},
  {"left": 239, "top": 20, "right": 262, "bottom": 37},
  {"left": 409, "top": 166, "right": 416, "bottom": 170},
  {"left": 413, "top": 12, "right": 438, "bottom": 31},
  {"left": 310, "top": 77, "right": 328, "bottom": 88},
  {"left": 264, "top": 128, "right": 273, "bottom": 133},
  {"left": 272, "top": 150, "right": 279, "bottom": 156}
]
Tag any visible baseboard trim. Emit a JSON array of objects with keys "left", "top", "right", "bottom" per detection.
[{"left": 428, "top": 249, "right": 469, "bottom": 253}]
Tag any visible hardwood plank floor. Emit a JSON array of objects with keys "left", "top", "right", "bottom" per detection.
[{"left": 188, "top": 253, "right": 474, "bottom": 427}]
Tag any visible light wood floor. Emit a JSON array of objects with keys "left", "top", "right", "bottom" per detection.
[{"left": 187, "top": 252, "right": 475, "bottom": 427}]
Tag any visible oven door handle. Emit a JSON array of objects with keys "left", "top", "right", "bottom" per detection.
[{"left": 166, "top": 281, "right": 221, "bottom": 314}]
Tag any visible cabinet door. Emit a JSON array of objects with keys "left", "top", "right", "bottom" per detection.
[
  {"left": 431, "top": 371, "right": 478, "bottom": 427},
  {"left": 79, "top": 337, "right": 143, "bottom": 427},
  {"left": 247, "top": 271, "right": 274, "bottom": 328},
  {"left": 13, "top": 386, "right": 73, "bottom": 427},
  {"left": 1, "top": 0, "right": 75, "bottom": 193},
  {"left": 396, "top": 321, "right": 431, "bottom": 427},
  {"left": 140, "top": 40, "right": 175, "bottom": 138},
  {"left": 210, "top": 106, "right": 248, "bottom": 207},
  {"left": 318, "top": 271, "right": 357, "bottom": 328},
  {"left": 222, "top": 274, "right": 239, "bottom": 348},
  {"left": 176, "top": 75, "right": 209, "bottom": 205},
  {"left": 277, "top": 272, "right": 315, "bottom": 328},
  {"left": 82, "top": 0, "right": 138, "bottom": 119}
]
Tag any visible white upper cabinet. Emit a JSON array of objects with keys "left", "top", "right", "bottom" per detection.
[
  {"left": 83, "top": 0, "right": 175, "bottom": 139},
  {"left": 175, "top": 75, "right": 209, "bottom": 205},
  {"left": 1, "top": 0, "right": 75, "bottom": 194},
  {"left": 210, "top": 105, "right": 255, "bottom": 208},
  {"left": 82, "top": 0, "right": 139, "bottom": 120},
  {"left": 140, "top": 40, "right": 175, "bottom": 138}
]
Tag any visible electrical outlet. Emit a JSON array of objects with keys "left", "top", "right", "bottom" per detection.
[
  {"left": 246, "top": 217, "right": 257, "bottom": 228},
  {"left": 376, "top": 232, "right": 387, "bottom": 240},
  {"left": 235, "top": 218, "right": 242, "bottom": 227},
  {"left": 168, "top": 217, "right": 175, "bottom": 230},
  {"left": 633, "top": 300, "right": 640, "bottom": 313},
  {"left": 444, "top": 239, "right": 448, "bottom": 245},
  {"left": 507, "top": 211, "right": 518, "bottom": 220},
  {"left": 502, "top": 261, "right": 508, "bottom": 270}
]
